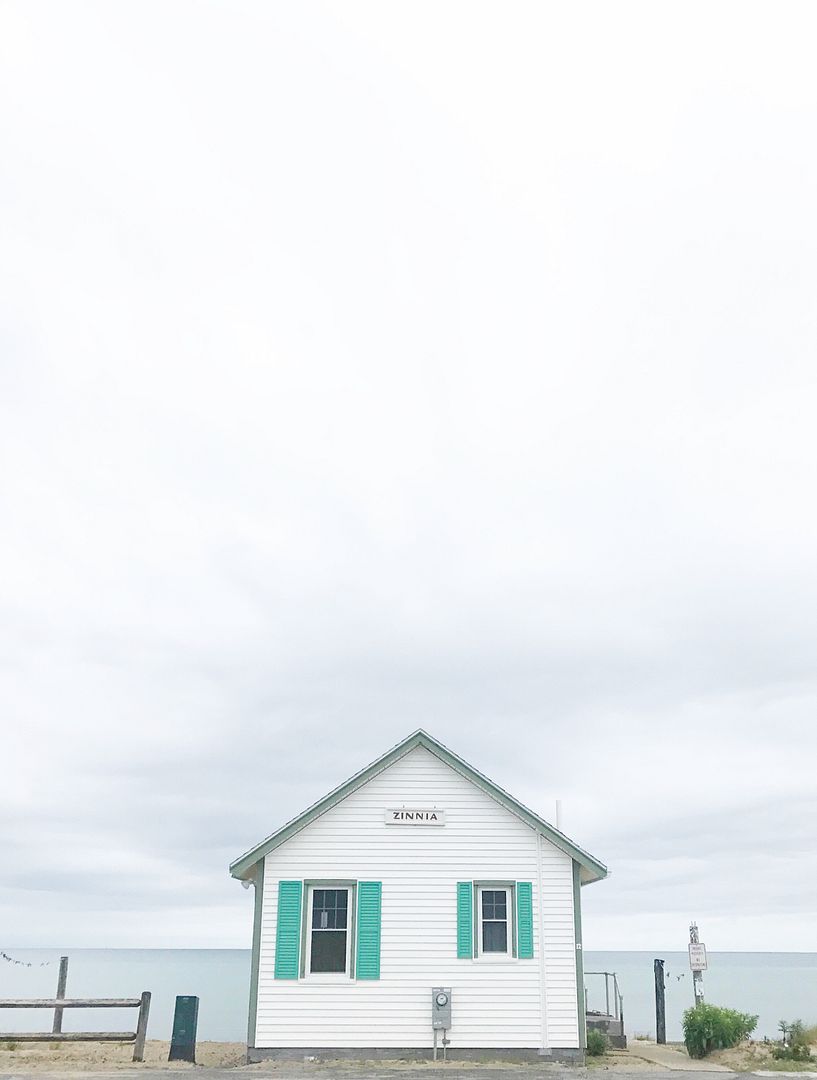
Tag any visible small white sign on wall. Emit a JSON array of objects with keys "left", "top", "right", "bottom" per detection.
[{"left": 385, "top": 808, "right": 445, "bottom": 825}]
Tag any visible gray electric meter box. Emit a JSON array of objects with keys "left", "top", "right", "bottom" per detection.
[{"left": 431, "top": 987, "right": 452, "bottom": 1029}]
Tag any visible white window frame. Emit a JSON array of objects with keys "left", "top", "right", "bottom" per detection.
[
  {"left": 476, "top": 884, "right": 515, "bottom": 960},
  {"left": 304, "top": 884, "right": 354, "bottom": 979}
]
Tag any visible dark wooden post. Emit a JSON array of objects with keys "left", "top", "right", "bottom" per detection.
[
  {"left": 52, "top": 957, "right": 69, "bottom": 1034},
  {"left": 654, "top": 958, "right": 666, "bottom": 1044},
  {"left": 132, "top": 991, "right": 151, "bottom": 1062}
]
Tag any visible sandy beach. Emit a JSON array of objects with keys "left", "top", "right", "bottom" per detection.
[
  {"left": 0, "top": 1040, "right": 676, "bottom": 1075},
  {"left": 1, "top": 1035, "right": 798, "bottom": 1076},
  {"left": 0, "top": 1041, "right": 245, "bottom": 1070}
]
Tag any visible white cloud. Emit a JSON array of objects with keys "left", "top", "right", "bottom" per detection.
[{"left": 1, "top": 0, "right": 816, "bottom": 948}]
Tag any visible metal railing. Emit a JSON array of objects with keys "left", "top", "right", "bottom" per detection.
[{"left": 585, "top": 970, "right": 624, "bottom": 1023}]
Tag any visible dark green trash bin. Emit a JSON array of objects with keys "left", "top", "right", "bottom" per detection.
[{"left": 169, "top": 995, "right": 199, "bottom": 1063}]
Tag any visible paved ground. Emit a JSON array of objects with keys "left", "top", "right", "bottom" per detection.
[
  {"left": 625, "top": 1044, "right": 732, "bottom": 1073},
  {"left": 0, "top": 1046, "right": 747, "bottom": 1080},
  {"left": 0, "top": 1069, "right": 744, "bottom": 1080}
]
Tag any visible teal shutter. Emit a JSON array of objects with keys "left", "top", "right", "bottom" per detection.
[
  {"left": 273, "top": 880, "right": 303, "bottom": 979},
  {"left": 456, "top": 881, "right": 474, "bottom": 958},
  {"left": 356, "top": 881, "right": 382, "bottom": 979},
  {"left": 516, "top": 881, "right": 534, "bottom": 959}
]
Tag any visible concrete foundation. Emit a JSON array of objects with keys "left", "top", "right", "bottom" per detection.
[{"left": 248, "top": 1046, "right": 586, "bottom": 1065}]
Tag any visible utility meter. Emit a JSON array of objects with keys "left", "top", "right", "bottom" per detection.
[{"left": 431, "top": 987, "right": 452, "bottom": 1029}]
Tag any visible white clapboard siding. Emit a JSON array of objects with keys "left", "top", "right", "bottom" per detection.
[{"left": 256, "top": 745, "right": 579, "bottom": 1049}]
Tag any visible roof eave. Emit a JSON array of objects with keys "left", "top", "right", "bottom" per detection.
[
  {"left": 229, "top": 729, "right": 608, "bottom": 883},
  {"left": 229, "top": 731, "right": 427, "bottom": 879}
]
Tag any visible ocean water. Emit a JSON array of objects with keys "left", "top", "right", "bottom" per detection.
[
  {"left": 585, "top": 952, "right": 817, "bottom": 1042},
  {"left": 1, "top": 949, "right": 815, "bottom": 1044},
  {"left": 0, "top": 951, "right": 249, "bottom": 1043}
]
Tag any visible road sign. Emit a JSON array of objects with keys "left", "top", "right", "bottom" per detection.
[{"left": 688, "top": 942, "right": 707, "bottom": 971}]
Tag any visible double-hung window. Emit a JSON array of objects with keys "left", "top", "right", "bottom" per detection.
[
  {"left": 307, "top": 887, "right": 351, "bottom": 975},
  {"left": 477, "top": 885, "right": 513, "bottom": 957}
]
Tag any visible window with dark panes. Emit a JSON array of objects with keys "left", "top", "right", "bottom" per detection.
[
  {"left": 309, "top": 887, "right": 349, "bottom": 973},
  {"left": 481, "top": 888, "right": 509, "bottom": 953}
]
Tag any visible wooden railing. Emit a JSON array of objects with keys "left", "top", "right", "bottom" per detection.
[{"left": 0, "top": 992, "right": 151, "bottom": 1062}]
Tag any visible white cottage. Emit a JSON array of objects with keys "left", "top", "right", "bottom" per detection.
[{"left": 229, "top": 730, "right": 607, "bottom": 1063}]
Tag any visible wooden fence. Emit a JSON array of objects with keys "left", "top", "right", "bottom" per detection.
[{"left": 0, "top": 992, "right": 151, "bottom": 1061}]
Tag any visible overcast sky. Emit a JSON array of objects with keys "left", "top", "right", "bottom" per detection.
[{"left": 2, "top": 1, "right": 816, "bottom": 952}]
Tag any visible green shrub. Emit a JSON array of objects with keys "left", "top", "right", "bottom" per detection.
[
  {"left": 683, "top": 1003, "right": 758, "bottom": 1058},
  {"left": 586, "top": 1028, "right": 609, "bottom": 1056},
  {"left": 773, "top": 1044, "right": 811, "bottom": 1061},
  {"left": 790, "top": 1021, "right": 809, "bottom": 1047},
  {"left": 774, "top": 1020, "right": 812, "bottom": 1060},
  {"left": 802, "top": 1024, "right": 817, "bottom": 1045}
]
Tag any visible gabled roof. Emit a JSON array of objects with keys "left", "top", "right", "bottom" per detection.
[{"left": 229, "top": 729, "right": 608, "bottom": 884}]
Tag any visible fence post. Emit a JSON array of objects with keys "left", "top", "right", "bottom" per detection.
[
  {"left": 654, "top": 958, "right": 666, "bottom": 1044},
  {"left": 52, "top": 957, "right": 69, "bottom": 1034},
  {"left": 133, "top": 991, "right": 151, "bottom": 1062}
]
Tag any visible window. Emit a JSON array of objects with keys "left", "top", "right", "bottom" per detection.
[
  {"left": 477, "top": 885, "right": 513, "bottom": 957},
  {"left": 307, "top": 887, "right": 351, "bottom": 975}
]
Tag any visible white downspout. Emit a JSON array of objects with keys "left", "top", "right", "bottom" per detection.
[{"left": 537, "top": 833, "right": 549, "bottom": 1051}]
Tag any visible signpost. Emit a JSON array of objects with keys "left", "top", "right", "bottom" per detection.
[{"left": 689, "top": 923, "right": 706, "bottom": 1005}]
